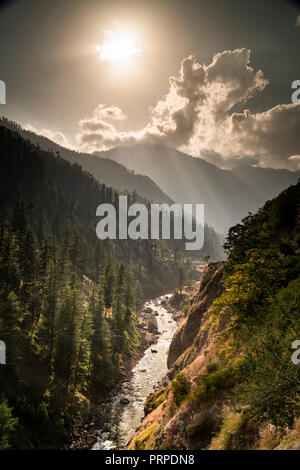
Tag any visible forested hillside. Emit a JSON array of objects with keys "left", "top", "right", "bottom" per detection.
[
  {"left": 0, "top": 117, "right": 173, "bottom": 205},
  {"left": 0, "top": 118, "right": 224, "bottom": 262},
  {"left": 0, "top": 125, "right": 205, "bottom": 449},
  {"left": 128, "top": 181, "right": 300, "bottom": 450}
]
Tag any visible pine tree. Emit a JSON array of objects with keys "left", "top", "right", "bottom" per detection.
[
  {"left": 73, "top": 305, "right": 91, "bottom": 395},
  {"left": 2, "top": 291, "right": 23, "bottom": 374},
  {"left": 0, "top": 400, "right": 18, "bottom": 450},
  {"left": 104, "top": 261, "right": 115, "bottom": 315},
  {"left": 53, "top": 285, "right": 79, "bottom": 390},
  {"left": 37, "top": 258, "right": 58, "bottom": 370},
  {"left": 179, "top": 267, "right": 184, "bottom": 295},
  {"left": 90, "top": 287, "right": 114, "bottom": 391},
  {"left": 94, "top": 240, "right": 106, "bottom": 282},
  {"left": 134, "top": 281, "right": 143, "bottom": 312},
  {"left": 112, "top": 297, "right": 125, "bottom": 357},
  {"left": 57, "top": 222, "right": 71, "bottom": 293},
  {"left": 0, "top": 222, "right": 19, "bottom": 296}
]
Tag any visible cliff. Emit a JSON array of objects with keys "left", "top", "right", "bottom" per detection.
[
  {"left": 167, "top": 262, "right": 225, "bottom": 371},
  {"left": 128, "top": 262, "right": 226, "bottom": 450},
  {"left": 128, "top": 182, "right": 300, "bottom": 450}
]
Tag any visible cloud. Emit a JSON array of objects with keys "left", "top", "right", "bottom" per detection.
[
  {"left": 295, "top": 15, "right": 300, "bottom": 26},
  {"left": 24, "top": 123, "right": 70, "bottom": 148},
  {"left": 76, "top": 48, "right": 300, "bottom": 169},
  {"left": 229, "top": 104, "right": 300, "bottom": 168}
]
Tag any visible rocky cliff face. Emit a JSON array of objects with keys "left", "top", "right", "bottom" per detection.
[
  {"left": 128, "top": 262, "right": 226, "bottom": 450},
  {"left": 167, "top": 262, "right": 225, "bottom": 371},
  {"left": 128, "top": 181, "right": 300, "bottom": 451}
]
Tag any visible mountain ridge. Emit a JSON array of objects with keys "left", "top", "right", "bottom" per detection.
[
  {"left": 97, "top": 143, "right": 300, "bottom": 234},
  {"left": 2, "top": 117, "right": 299, "bottom": 235},
  {"left": 0, "top": 118, "right": 173, "bottom": 205}
]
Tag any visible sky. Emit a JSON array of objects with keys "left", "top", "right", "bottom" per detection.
[{"left": 0, "top": 0, "right": 300, "bottom": 169}]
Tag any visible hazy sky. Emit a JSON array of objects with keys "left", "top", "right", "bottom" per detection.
[{"left": 0, "top": 0, "right": 300, "bottom": 169}]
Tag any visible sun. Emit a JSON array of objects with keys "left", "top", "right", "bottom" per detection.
[{"left": 96, "top": 27, "right": 141, "bottom": 64}]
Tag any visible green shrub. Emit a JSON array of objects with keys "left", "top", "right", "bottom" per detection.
[
  {"left": 214, "top": 412, "right": 257, "bottom": 450},
  {"left": 167, "top": 401, "right": 177, "bottom": 419},
  {"left": 233, "top": 277, "right": 300, "bottom": 427},
  {"left": 186, "top": 411, "right": 218, "bottom": 448},
  {"left": 193, "top": 366, "right": 236, "bottom": 402},
  {"left": 206, "top": 362, "right": 218, "bottom": 373},
  {"left": 144, "top": 389, "right": 166, "bottom": 415},
  {"left": 171, "top": 373, "right": 190, "bottom": 406}
]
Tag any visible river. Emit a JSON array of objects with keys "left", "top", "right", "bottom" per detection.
[{"left": 92, "top": 293, "right": 178, "bottom": 450}]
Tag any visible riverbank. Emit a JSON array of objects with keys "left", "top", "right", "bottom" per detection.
[
  {"left": 65, "top": 294, "right": 178, "bottom": 450},
  {"left": 89, "top": 294, "right": 180, "bottom": 450}
]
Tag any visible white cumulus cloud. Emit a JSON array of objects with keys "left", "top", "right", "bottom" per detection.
[
  {"left": 24, "top": 123, "right": 71, "bottom": 149},
  {"left": 62, "top": 48, "right": 300, "bottom": 169}
]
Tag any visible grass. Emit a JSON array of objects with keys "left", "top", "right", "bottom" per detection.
[
  {"left": 133, "top": 423, "right": 159, "bottom": 450},
  {"left": 210, "top": 411, "right": 257, "bottom": 450},
  {"left": 144, "top": 389, "right": 166, "bottom": 416}
]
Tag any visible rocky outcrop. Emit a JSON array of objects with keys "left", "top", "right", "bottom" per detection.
[
  {"left": 167, "top": 262, "right": 225, "bottom": 369},
  {"left": 128, "top": 262, "right": 226, "bottom": 450}
]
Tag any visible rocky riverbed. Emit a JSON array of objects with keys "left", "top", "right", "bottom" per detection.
[{"left": 67, "top": 293, "right": 180, "bottom": 450}]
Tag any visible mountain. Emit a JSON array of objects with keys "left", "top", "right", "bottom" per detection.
[
  {"left": 0, "top": 124, "right": 199, "bottom": 296},
  {"left": 128, "top": 181, "right": 300, "bottom": 450},
  {"left": 0, "top": 118, "right": 173, "bottom": 205},
  {"left": 97, "top": 144, "right": 300, "bottom": 234},
  {"left": 0, "top": 118, "right": 225, "bottom": 260},
  {"left": 231, "top": 165, "right": 300, "bottom": 202},
  {"left": 3, "top": 117, "right": 298, "bottom": 237},
  {"left": 0, "top": 124, "right": 203, "bottom": 449}
]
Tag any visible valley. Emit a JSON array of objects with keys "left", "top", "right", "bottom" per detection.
[{"left": 0, "top": 121, "right": 299, "bottom": 451}]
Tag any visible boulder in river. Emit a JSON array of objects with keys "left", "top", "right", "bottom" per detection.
[
  {"left": 144, "top": 307, "right": 153, "bottom": 313},
  {"left": 120, "top": 397, "right": 130, "bottom": 405},
  {"left": 151, "top": 349, "right": 158, "bottom": 353},
  {"left": 148, "top": 323, "right": 158, "bottom": 334}
]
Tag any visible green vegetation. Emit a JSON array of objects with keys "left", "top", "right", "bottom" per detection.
[
  {"left": 212, "top": 412, "right": 257, "bottom": 450},
  {"left": 167, "top": 290, "right": 190, "bottom": 315},
  {"left": 0, "top": 399, "right": 19, "bottom": 449},
  {"left": 0, "top": 126, "right": 200, "bottom": 449},
  {"left": 133, "top": 423, "right": 159, "bottom": 450},
  {"left": 212, "top": 181, "right": 300, "bottom": 427},
  {"left": 193, "top": 366, "right": 236, "bottom": 402},
  {"left": 0, "top": 212, "right": 141, "bottom": 448},
  {"left": 144, "top": 389, "right": 166, "bottom": 416},
  {"left": 233, "top": 276, "right": 300, "bottom": 426},
  {"left": 163, "top": 181, "right": 300, "bottom": 449},
  {"left": 171, "top": 373, "right": 190, "bottom": 406},
  {"left": 186, "top": 411, "right": 218, "bottom": 449}
]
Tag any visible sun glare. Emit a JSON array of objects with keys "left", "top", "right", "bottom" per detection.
[{"left": 96, "top": 27, "right": 141, "bottom": 64}]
